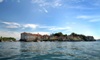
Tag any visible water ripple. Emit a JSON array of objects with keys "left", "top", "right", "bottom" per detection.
[{"left": 0, "top": 41, "right": 100, "bottom": 60}]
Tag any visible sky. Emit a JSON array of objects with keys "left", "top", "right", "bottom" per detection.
[{"left": 0, "top": 0, "right": 100, "bottom": 39}]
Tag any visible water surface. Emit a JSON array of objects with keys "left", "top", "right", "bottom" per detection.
[{"left": 0, "top": 41, "right": 100, "bottom": 60}]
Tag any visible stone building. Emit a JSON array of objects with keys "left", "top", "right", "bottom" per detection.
[
  {"left": 20, "top": 32, "right": 50, "bottom": 42},
  {"left": 20, "top": 32, "right": 42, "bottom": 42}
]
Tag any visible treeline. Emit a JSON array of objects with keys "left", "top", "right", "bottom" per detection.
[
  {"left": 0, "top": 36, "right": 16, "bottom": 42},
  {"left": 50, "top": 32, "right": 96, "bottom": 41},
  {"left": 51, "top": 32, "right": 67, "bottom": 37}
]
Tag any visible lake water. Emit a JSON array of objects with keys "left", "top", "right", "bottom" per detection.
[{"left": 0, "top": 41, "right": 100, "bottom": 60}]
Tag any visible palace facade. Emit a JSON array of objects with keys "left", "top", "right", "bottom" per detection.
[{"left": 20, "top": 32, "right": 49, "bottom": 42}]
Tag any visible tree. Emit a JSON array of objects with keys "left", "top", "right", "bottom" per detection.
[
  {"left": 54, "top": 32, "right": 63, "bottom": 37},
  {"left": 63, "top": 34, "right": 67, "bottom": 37},
  {"left": 0, "top": 36, "right": 16, "bottom": 42},
  {"left": 70, "top": 32, "right": 78, "bottom": 36}
]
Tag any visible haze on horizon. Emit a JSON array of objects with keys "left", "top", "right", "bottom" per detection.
[{"left": 0, "top": 0, "right": 100, "bottom": 39}]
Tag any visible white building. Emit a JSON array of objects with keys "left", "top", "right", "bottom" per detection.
[{"left": 21, "top": 32, "right": 42, "bottom": 41}]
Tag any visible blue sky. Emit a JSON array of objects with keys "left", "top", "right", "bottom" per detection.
[{"left": 0, "top": 0, "right": 100, "bottom": 39}]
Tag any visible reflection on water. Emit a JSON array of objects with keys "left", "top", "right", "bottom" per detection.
[{"left": 0, "top": 41, "right": 100, "bottom": 60}]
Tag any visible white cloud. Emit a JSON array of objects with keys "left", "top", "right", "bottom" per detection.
[
  {"left": 89, "top": 19, "right": 100, "bottom": 22},
  {"left": 2, "top": 21, "right": 39, "bottom": 29},
  {"left": 6, "top": 26, "right": 19, "bottom": 28},
  {"left": 52, "top": 0, "right": 62, "bottom": 8},
  {"left": 23, "top": 24, "right": 38, "bottom": 29},
  {"left": 43, "top": 8, "right": 48, "bottom": 13},
  {"left": 0, "top": 0, "right": 3, "bottom": 3},
  {"left": 32, "top": 0, "right": 62, "bottom": 8},
  {"left": 66, "top": 5, "right": 94, "bottom": 9},
  {"left": 32, "top": 0, "right": 100, "bottom": 12},
  {"left": 49, "top": 26, "right": 71, "bottom": 31},
  {"left": 38, "top": 25, "right": 72, "bottom": 31},
  {"left": 76, "top": 15, "right": 100, "bottom": 23},
  {"left": 0, "top": 31, "right": 20, "bottom": 40},
  {"left": 76, "top": 15, "right": 91, "bottom": 19},
  {"left": 2, "top": 22, "right": 21, "bottom": 28},
  {"left": 61, "top": 0, "right": 100, "bottom": 9},
  {"left": 38, "top": 25, "right": 72, "bottom": 32}
]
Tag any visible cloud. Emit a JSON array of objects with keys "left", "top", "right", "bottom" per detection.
[
  {"left": 0, "top": 0, "right": 3, "bottom": 3},
  {"left": 52, "top": 0, "right": 62, "bottom": 8},
  {"left": 89, "top": 19, "right": 100, "bottom": 22},
  {"left": 76, "top": 15, "right": 100, "bottom": 23},
  {"left": 38, "top": 25, "right": 71, "bottom": 31},
  {"left": 32, "top": 0, "right": 62, "bottom": 8},
  {"left": 2, "top": 22, "right": 21, "bottom": 28},
  {"left": 66, "top": 5, "right": 94, "bottom": 9},
  {"left": 5, "top": 25, "right": 20, "bottom": 29},
  {"left": 0, "top": 31, "right": 20, "bottom": 40},
  {"left": 38, "top": 8, "right": 48, "bottom": 13},
  {"left": 2, "top": 21, "right": 39, "bottom": 29},
  {"left": 49, "top": 26, "right": 71, "bottom": 31},
  {"left": 43, "top": 8, "right": 48, "bottom": 13},
  {"left": 23, "top": 24, "right": 38, "bottom": 29},
  {"left": 38, "top": 25, "right": 72, "bottom": 32},
  {"left": 61, "top": 0, "right": 100, "bottom": 9},
  {"left": 32, "top": 0, "right": 100, "bottom": 13},
  {"left": 76, "top": 15, "right": 91, "bottom": 19}
]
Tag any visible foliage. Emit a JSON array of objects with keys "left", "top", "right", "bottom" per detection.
[
  {"left": 0, "top": 36, "right": 16, "bottom": 42},
  {"left": 51, "top": 32, "right": 67, "bottom": 37},
  {"left": 70, "top": 32, "right": 78, "bottom": 36}
]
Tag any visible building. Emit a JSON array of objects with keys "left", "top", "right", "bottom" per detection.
[
  {"left": 20, "top": 32, "right": 42, "bottom": 42},
  {"left": 20, "top": 32, "right": 68, "bottom": 42},
  {"left": 42, "top": 35, "right": 50, "bottom": 40},
  {"left": 20, "top": 32, "right": 50, "bottom": 42}
]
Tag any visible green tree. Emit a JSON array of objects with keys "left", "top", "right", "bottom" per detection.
[
  {"left": 63, "top": 34, "right": 67, "bottom": 37},
  {"left": 0, "top": 37, "right": 16, "bottom": 42},
  {"left": 54, "top": 32, "right": 63, "bottom": 37},
  {"left": 70, "top": 32, "right": 78, "bottom": 36}
]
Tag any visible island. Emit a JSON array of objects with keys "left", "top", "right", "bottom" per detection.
[
  {"left": 0, "top": 36, "right": 16, "bottom": 42},
  {"left": 20, "top": 32, "right": 96, "bottom": 42}
]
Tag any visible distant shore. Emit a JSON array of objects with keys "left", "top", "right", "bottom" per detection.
[
  {"left": 20, "top": 32, "right": 96, "bottom": 42},
  {"left": 0, "top": 32, "right": 96, "bottom": 42}
]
